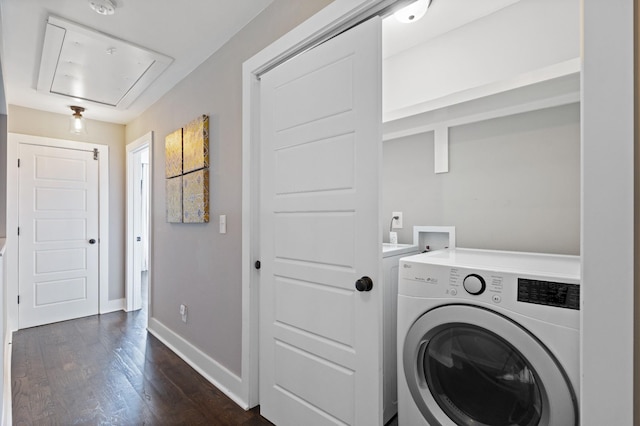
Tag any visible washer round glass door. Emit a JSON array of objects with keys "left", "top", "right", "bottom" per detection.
[{"left": 403, "top": 305, "right": 578, "bottom": 426}]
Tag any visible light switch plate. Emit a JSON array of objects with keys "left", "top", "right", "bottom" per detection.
[{"left": 219, "top": 215, "right": 227, "bottom": 234}]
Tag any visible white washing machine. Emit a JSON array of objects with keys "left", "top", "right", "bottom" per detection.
[{"left": 397, "top": 248, "right": 580, "bottom": 426}]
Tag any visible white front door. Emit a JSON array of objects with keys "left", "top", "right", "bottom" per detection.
[
  {"left": 18, "top": 143, "right": 100, "bottom": 328},
  {"left": 259, "top": 17, "right": 382, "bottom": 425}
]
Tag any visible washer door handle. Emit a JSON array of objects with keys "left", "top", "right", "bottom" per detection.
[{"left": 355, "top": 276, "right": 373, "bottom": 292}]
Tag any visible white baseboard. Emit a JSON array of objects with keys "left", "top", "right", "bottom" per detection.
[
  {"left": 2, "top": 331, "right": 12, "bottom": 426},
  {"left": 147, "top": 317, "right": 247, "bottom": 409},
  {"left": 100, "top": 298, "right": 125, "bottom": 314}
]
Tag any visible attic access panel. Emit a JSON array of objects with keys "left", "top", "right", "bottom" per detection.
[{"left": 37, "top": 16, "right": 173, "bottom": 109}]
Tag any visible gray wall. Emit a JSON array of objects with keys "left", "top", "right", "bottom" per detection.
[
  {"left": 382, "top": 103, "right": 580, "bottom": 255},
  {"left": 8, "top": 105, "right": 127, "bottom": 300},
  {"left": 125, "top": 0, "right": 333, "bottom": 377}
]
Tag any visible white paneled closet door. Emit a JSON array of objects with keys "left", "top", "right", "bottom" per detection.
[{"left": 259, "top": 17, "right": 383, "bottom": 426}]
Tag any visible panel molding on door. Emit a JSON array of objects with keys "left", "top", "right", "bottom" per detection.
[
  {"left": 259, "top": 17, "right": 382, "bottom": 426},
  {"left": 18, "top": 143, "right": 100, "bottom": 328}
]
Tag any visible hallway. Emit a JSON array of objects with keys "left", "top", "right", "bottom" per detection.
[{"left": 10, "top": 279, "right": 271, "bottom": 425}]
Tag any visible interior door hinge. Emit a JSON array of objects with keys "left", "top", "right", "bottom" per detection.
[
  {"left": 93, "top": 148, "right": 99, "bottom": 160},
  {"left": 17, "top": 295, "right": 20, "bottom": 304},
  {"left": 17, "top": 227, "right": 20, "bottom": 236},
  {"left": 17, "top": 158, "right": 20, "bottom": 167}
]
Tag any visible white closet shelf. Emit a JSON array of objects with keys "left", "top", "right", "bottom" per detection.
[{"left": 382, "top": 58, "right": 581, "bottom": 173}]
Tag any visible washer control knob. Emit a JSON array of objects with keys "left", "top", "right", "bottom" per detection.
[{"left": 463, "top": 274, "right": 486, "bottom": 295}]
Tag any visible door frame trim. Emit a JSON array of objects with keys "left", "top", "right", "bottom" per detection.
[
  {"left": 241, "top": 0, "right": 399, "bottom": 408},
  {"left": 6, "top": 133, "right": 110, "bottom": 331},
  {"left": 125, "top": 132, "right": 153, "bottom": 313}
]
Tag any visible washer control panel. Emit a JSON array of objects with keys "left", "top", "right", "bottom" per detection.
[
  {"left": 517, "top": 278, "right": 580, "bottom": 310},
  {"left": 449, "top": 268, "right": 504, "bottom": 302},
  {"left": 398, "top": 249, "right": 581, "bottom": 327},
  {"left": 400, "top": 261, "right": 506, "bottom": 303}
]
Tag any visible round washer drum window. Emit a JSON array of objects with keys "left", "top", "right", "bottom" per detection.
[
  {"left": 425, "top": 324, "right": 542, "bottom": 426},
  {"left": 402, "top": 305, "right": 578, "bottom": 426}
]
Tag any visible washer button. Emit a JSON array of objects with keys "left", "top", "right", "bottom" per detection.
[
  {"left": 449, "top": 288, "right": 457, "bottom": 296},
  {"left": 492, "top": 295, "right": 502, "bottom": 303}
]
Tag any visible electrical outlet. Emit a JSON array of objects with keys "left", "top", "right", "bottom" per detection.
[
  {"left": 392, "top": 212, "right": 403, "bottom": 229},
  {"left": 180, "top": 304, "right": 187, "bottom": 323},
  {"left": 389, "top": 231, "right": 398, "bottom": 244}
]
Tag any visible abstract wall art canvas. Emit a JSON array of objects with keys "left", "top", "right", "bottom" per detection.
[
  {"left": 183, "top": 115, "right": 209, "bottom": 174},
  {"left": 165, "top": 128, "right": 183, "bottom": 178},
  {"left": 166, "top": 176, "right": 183, "bottom": 223},
  {"left": 165, "top": 115, "right": 210, "bottom": 224},
  {"left": 182, "top": 169, "right": 209, "bottom": 223}
]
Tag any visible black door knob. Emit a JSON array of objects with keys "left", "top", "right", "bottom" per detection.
[
  {"left": 355, "top": 276, "right": 373, "bottom": 292},
  {"left": 89, "top": 239, "right": 96, "bottom": 244}
]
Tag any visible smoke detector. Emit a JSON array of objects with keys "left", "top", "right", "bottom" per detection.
[{"left": 88, "top": 0, "right": 116, "bottom": 16}]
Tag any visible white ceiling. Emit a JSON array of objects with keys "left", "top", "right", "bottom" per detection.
[
  {"left": 0, "top": 0, "right": 273, "bottom": 124},
  {"left": 0, "top": 0, "right": 519, "bottom": 125},
  {"left": 383, "top": 0, "right": 520, "bottom": 58}
]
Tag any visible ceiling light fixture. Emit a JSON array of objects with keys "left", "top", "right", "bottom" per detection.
[
  {"left": 88, "top": 0, "right": 116, "bottom": 16},
  {"left": 69, "top": 106, "right": 87, "bottom": 135},
  {"left": 394, "top": 0, "right": 432, "bottom": 23}
]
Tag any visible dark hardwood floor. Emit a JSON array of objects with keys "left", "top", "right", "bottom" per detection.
[{"left": 11, "top": 274, "right": 273, "bottom": 425}]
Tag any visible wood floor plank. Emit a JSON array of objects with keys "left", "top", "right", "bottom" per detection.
[{"left": 12, "top": 290, "right": 273, "bottom": 425}]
